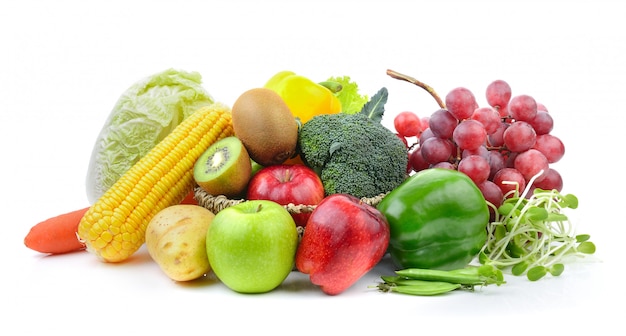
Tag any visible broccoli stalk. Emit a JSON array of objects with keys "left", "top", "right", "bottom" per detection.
[{"left": 297, "top": 87, "right": 409, "bottom": 198}]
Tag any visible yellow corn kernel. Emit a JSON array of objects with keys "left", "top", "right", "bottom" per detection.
[{"left": 78, "top": 103, "right": 234, "bottom": 262}]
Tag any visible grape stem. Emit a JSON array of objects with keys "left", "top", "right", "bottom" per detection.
[{"left": 386, "top": 69, "right": 446, "bottom": 109}]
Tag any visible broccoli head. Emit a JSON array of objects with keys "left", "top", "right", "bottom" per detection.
[{"left": 298, "top": 112, "right": 409, "bottom": 198}]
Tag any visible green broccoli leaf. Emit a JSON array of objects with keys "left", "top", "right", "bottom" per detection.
[
  {"left": 359, "top": 87, "right": 388, "bottom": 123},
  {"left": 329, "top": 141, "right": 343, "bottom": 156}
]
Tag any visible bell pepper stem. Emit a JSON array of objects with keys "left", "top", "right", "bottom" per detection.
[{"left": 318, "top": 80, "right": 343, "bottom": 94}]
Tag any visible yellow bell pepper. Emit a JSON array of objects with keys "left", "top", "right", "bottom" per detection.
[{"left": 264, "top": 71, "right": 342, "bottom": 124}]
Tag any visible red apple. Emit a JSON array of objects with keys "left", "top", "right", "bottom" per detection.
[
  {"left": 295, "top": 194, "right": 390, "bottom": 295},
  {"left": 246, "top": 164, "right": 325, "bottom": 227}
]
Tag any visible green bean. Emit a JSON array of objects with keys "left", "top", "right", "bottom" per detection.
[
  {"left": 395, "top": 266, "right": 505, "bottom": 286},
  {"left": 373, "top": 265, "right": 506, "bottom": 296},
  {"left": 385, "top": 281, "right": 462, "bottom": 296},
  {"left": 381, "top": 275, "right": 469, "bottom": 287},
  {"left": 380, "top": 275, "right": 426, "bottom": 285},
  {"left": 449, "top": 264, "right": 506, "bottom": 283},
  {"left": 446, "top": 265, "right": 484, "bottom": 276}
]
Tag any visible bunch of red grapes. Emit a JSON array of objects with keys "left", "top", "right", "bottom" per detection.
[{"left": 393, "top": 79, "right": 565, "bottom": 209}]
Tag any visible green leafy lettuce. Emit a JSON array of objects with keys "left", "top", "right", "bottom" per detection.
[
  {"left": 85, "top": 68, "right": 214, "bottom": 203},
  {"left": 326, "top": 75, "right": 369, "bottom": 114}
]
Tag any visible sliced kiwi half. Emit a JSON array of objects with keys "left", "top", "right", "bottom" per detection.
[{"left": 193, "top": 136, "right": 252, "bottom": 198}]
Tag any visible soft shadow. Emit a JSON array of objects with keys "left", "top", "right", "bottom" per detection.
[
  {"left": 38, "top": 249, "right": 87, "bottom": 259},
  {"left": 279, "top": 271, "right": 320, "bottom": 293},
  {"left": 176, "top": 271, "right": 221, "bottom": 288}
]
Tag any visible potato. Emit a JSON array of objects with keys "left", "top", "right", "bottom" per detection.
[{"left": 146, "top": 204, "right": 215, "bottom": 281}]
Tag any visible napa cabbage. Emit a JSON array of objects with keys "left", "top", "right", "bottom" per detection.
[{"left": 85, "top": 68, "right": 214, "bottom": 203}]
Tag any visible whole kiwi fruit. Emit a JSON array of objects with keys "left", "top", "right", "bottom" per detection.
[{"left": 231, "top": 88, "right": 298, "bottom": 166}]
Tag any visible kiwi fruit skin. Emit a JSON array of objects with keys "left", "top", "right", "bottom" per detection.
[
  {"left": 193, "top": 136, "right": 252, "bottom": 198},
  {"left": 231, "top": 88, "right": 298, "bottom": 167}
]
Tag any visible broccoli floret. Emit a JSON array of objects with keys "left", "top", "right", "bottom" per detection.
[{"left": 298, "top": 112, "right": 408, "bottom": 198}]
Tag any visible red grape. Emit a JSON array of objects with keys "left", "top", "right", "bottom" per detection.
[
  {"left": 471, "top": 106, "right": 501, "bottom": 135},
  {"left": 508, "top": 94, "right": 538, "bottom": 122},
  {"left": 419, "top": 127, "right": 435, "bottom": 144},
  {"left": 487, "top": 150, "right": 505, "bottom": 179},
  {"left": 488, "top": 122, "right": 508, "bottom": 147},
  {"left": 532, "top": 134, "right": 565, "bottom": 163},
  {"left": 529, "top": 111, "right": 553, "bottom": 135},
  {"left": 462, "top": 145, "right": 489, "bottom": 160},
  {"left": 458, "top": 155, "right": 490, "bottom": 184},
  {"left": 532, "top": 168, "right": 563, "bottom": 192},
  {"left": 445, "top": 87, "right": 477, "bottom": 120},
  {"left": 486, "top": 79, "right": 512, "bottom": 112},
  {"left": 493, "top": 168, "right": 526, "bottom": 198},
  {"left": 504, "top": 152, "right": 517, "bottom": 168},
  {"left": 477, "top": 180, "right": 504, "bottom": 208},
  {"left": 453, "top": 119, "right": 487, "bottom": 151},
  {"left": 409, "top": 148, "right": 430, "bottom": 173},
  {"left": 394, "top": 111, "right": 422, "bottom": 137},
  {"left": 514, "top": 149, "right": 549, "bottom": 182},
  {"left": 420, "top": 137, "right": 454, "bottom": 164},
  {"left": 503, "top": 121, "right": 536, "bottom": 152},
  {"left": 536, "top": 103, "right": 548, "bottom": 112},
  {"left": 432, "top": 161, "right": 456, "bottom": 170},
  {"left": 429, "top": 109, "right": 458, "bottom": 139}
]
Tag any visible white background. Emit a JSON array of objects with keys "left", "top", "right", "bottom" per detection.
[{"left": 1, "top": 0, "right": 623, "bottom": 334}]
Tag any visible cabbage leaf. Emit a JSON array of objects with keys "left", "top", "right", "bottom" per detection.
[{"left": 85, "top": 68, "right": 214, "bottom": 203}]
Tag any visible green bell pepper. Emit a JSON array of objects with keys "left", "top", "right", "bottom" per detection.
[{"left": 377, "top": 168, "right": 489, "bottom": 270}]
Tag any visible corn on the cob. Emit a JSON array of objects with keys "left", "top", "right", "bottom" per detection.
[{"left": 78, "top": 102, "right": 234, "bottom": 262}]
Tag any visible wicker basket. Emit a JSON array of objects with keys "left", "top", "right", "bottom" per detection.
[{"left": 194, "top": 186, "right": 388, "bottom": 215}]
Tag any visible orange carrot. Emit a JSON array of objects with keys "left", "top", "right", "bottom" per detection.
[
  {"left": 180, "top": 189, "right": 198, "bottom": 205},
  {"left": 24, "top": 190, "right": 198, "bottom": 255},
  {"left": 24, "top": 207, "right": 89, "bottom": 254}
]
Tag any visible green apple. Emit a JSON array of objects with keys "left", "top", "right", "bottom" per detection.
[{"left": 206, "top": 200, "right": 298, "bottom": 293}]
